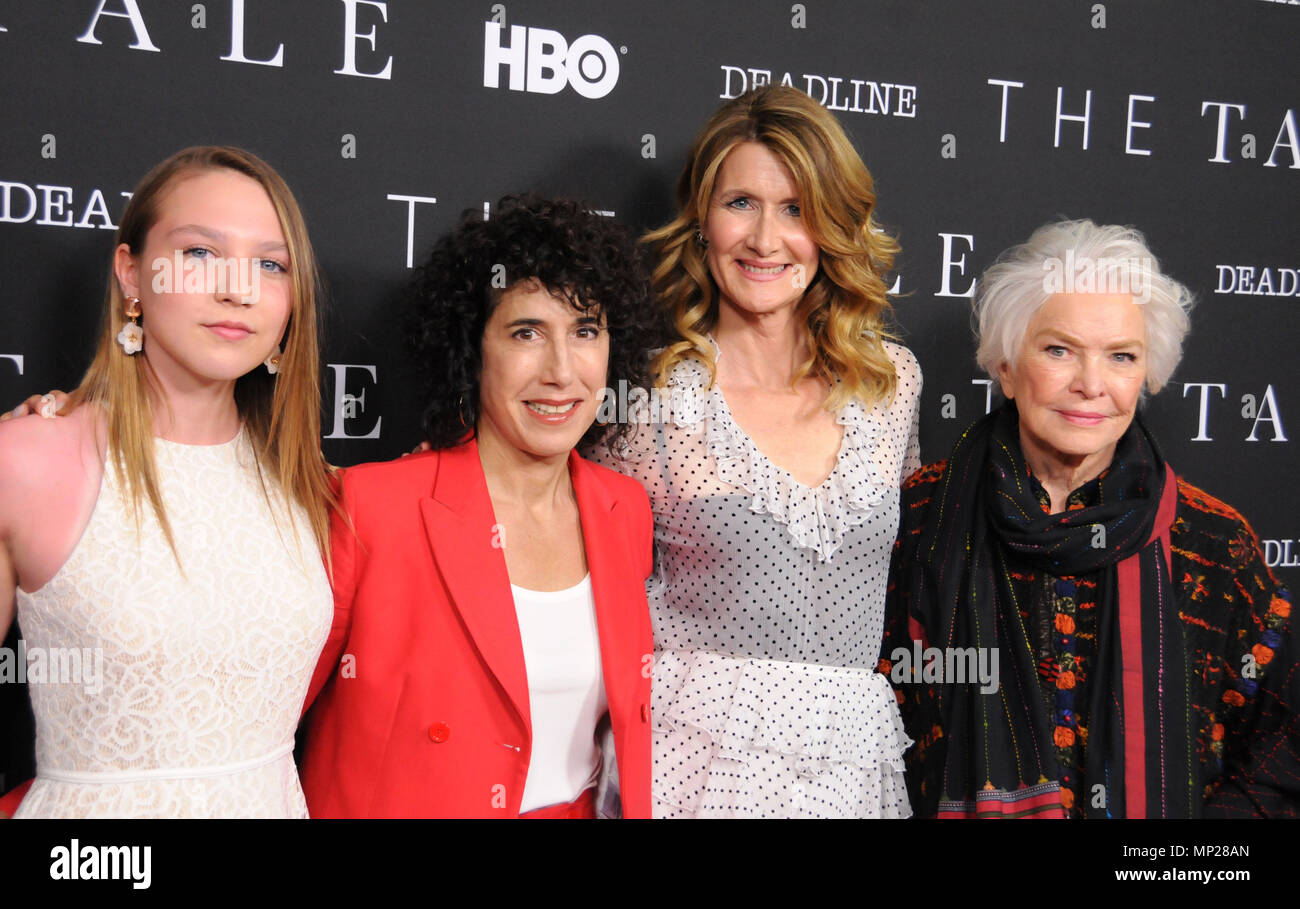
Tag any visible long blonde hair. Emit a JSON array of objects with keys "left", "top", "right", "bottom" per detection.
[
  {"left": 646, "top": 85, "right": 900, "bottom": 408},
  {"left": 64, "top": 146, "right": 335, "bottom": 560}
]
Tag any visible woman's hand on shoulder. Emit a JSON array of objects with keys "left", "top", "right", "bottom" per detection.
[{"left": 0, "top": 390, "right": 67, "bottom": 422}]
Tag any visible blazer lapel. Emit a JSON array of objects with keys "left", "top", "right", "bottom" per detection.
[
  {"left": 571, "top": 451, "right": 638, "bottom": 708},
  {"left": 420, "top": 439, "right": 532, "bottom": 734}
]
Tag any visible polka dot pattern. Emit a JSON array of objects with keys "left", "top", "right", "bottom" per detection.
[
  {"left": 650, "top": 650, "right": 912, "bottom": 818},
  {"left": 594, "top": 339, "right": 923, "bottom": 817}
]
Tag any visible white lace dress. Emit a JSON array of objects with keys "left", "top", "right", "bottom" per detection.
[
  {"left": 13, "top": 430, "right": 332, "bottom": 818},
  {"left": 591, "top": 339, "right": 922, "bottom": 818}
]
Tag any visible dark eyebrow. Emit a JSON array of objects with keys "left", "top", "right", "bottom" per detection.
[{"left": 504, "top": 314, "right": 603, "bottom": 328}]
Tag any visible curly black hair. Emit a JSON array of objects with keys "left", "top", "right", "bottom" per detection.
[{"left": 406, "top": 194, "right": 658, "bottom": 453}]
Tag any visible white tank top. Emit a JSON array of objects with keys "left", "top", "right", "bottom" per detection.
[{"left": 509, "top": 574, "right": 606, "bottom": 813}]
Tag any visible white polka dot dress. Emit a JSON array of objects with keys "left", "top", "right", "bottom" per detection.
[{"left": 591, "top": 337, "right": 922, "bottom": 818}]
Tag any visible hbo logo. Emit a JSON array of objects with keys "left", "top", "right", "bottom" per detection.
[{"left": 483, "top": 22, "right": 620, "bottom": 99}]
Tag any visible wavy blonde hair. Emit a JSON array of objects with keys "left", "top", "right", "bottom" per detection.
[
  {"left": 64, "top": 146, "right": 335, "bottom": 562},
  {"left": 646, "top": 85, "right": 900, "bottom": 408}
]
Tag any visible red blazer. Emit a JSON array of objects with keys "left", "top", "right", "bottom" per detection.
[{"left": 299, "top": 439, "right": 654, "bottom": 818}]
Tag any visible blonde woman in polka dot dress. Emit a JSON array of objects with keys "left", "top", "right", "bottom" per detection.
[{"left": 590, "top": 86, "right": 920, "bottom": 817}]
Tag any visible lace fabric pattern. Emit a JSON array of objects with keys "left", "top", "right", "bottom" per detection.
[
  {"left": 14, "top": 431, "right": 331, "bottom": 818},
  {"left": 591, "top": 339, "right": 922, "bottom": 817}
]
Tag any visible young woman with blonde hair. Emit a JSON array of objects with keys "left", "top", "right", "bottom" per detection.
[{"left": 0, "top": 146, "right": 334, "bottom": 817}]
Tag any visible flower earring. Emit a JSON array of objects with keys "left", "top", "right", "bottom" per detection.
[
  {"left": 264, "top": 346, "right": 281, "bottom": 375},
  {"left": 117, "top": 296, "right": 143, "bottom": 355}
]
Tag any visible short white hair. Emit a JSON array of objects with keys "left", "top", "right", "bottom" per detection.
[{"left": 974, "top": 219, "right": 1194, "bottom": 394}]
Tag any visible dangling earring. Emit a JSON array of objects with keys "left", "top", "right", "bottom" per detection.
[
  {"left": 695, "top": 225, "right": 708, "bottom": 247},
  {"left": 117, "top": 296, "right": 143, "bottom": 355},
  {"left": 264, "top": 346, "right": 281, "bottom": 375}
]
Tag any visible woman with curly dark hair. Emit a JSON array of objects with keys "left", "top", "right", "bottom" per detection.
[{"left": 299, "top": 195, "right": 661, "bottom": 818}]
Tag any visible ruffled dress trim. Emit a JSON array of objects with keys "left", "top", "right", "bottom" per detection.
[
  {"left": 651, "top": 649, "right": 913, "bottom": 818},
  {"left": 656, "top": 349, "right": 893, "bottom": 563}
]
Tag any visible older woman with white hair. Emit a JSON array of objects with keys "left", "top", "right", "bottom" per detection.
[{"left": 884, "top": 219, "right": 1297, "bottom": 818}]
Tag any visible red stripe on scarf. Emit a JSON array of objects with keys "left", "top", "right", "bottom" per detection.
[{"left": 1117, "top": 465, "right": 1178, "bottom": 818}]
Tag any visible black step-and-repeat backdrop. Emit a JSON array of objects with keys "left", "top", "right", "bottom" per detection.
[{"left": 1, "top": 1, "right": 1297, "bottom": 787}]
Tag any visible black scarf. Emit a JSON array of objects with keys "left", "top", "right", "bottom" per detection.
[{"left": 905, "top": 401, "right": 1193, "bottom": 818}]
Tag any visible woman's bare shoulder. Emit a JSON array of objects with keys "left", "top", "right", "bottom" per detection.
[
  {"left": 0, "top": 406, "right": 103, "bottom": 508},
  {"left": 0, "top": 406, "right": 107, "bottom": 593}
]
